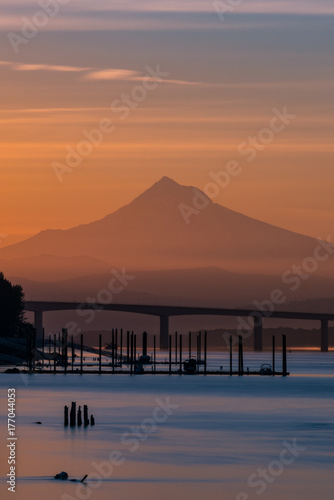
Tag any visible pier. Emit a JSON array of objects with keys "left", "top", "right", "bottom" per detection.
[{"left": 23, "top": 329, "right": 289, "bottom": 376}]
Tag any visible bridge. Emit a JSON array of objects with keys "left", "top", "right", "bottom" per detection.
[{"left": 24, "top": 301, "right": 333, "bottom": 352}]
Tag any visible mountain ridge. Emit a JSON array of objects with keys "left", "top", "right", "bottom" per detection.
[{"left": 0, "top": 177, "right": 333, "bottom": 277}]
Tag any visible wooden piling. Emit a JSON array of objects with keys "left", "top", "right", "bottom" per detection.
[
  {"left": 62, "top": 328, "right": 68, "bottom": 373},
  {"left": 27, "top": 331, "right": 32, "bottom": 371},
  {"left": 321, "top": 319, "right": 329, "bottom": 352},
  {"left": 240, "top": 336, "right": 244, "bottom": 374},
  {"left": 229, "top": 335, "right": 232, "bottom": 376},
  {"left": 130, "top": 332, "right": 134, "bottom": 374},
  {"left": 204, "top": 331, "right": 207, "bottom": 375},
  {"left": 188, "top": 331, "right": 191, "bottom": 359},
  {"left": 154, "top": 335, "right": 156, "bottom": 373},
  {"left": 134, "top": 334, "right": 137, "bottom": 364},
  {"left": 71, "top": 335, "right": 75, "bottom": 372},
  {"left": 179, "top": 334, "right": 182, "bottom": 375},
  {"left": 127, "top": 331, "right": 130, "bottom": 362},
  {"left": 26, "top": 332, "right": 30, "bottom": 370},
  {"left": 120, "top": 329, "right": 123, "bottom": 367},
  {"left": 99, "top": 334, "right": 102, "bottom": 374},
  {"left": 169, "top": 335, "right": 172, "bottom": 374},
  {"left": 115, "top": 329, "right": 118, "bottom": 365},
  {"left": 272, "top": 335, "right": 275, "bottom": 376},
  {"left": 143, "top": 331, "right": 148, "bottom": 357},
  {"left": 112, "top": 330, "right": 115, "bottom": 372},
  {"left": 90, "top": 415, "right": 95, "bottom": 426},
  {"left": 32, "top": 329, "right": 36, "bottom": 372},
  {"left": 61, "top": 328, "right": 64, "bottom": 366},
  {"left": 80, "top": 334, "right": 83, "bottom": 374},
  {"left": 83, "top": 405, "right": 89, "bottom": 427},
  {"left": 49, "top": 334, "right": 51, "bottom": 371},
  {"left": 238, "top": 336, "right": 244, "bottom": 375},
  {"left": 175, "top": 331, "right": 178, "bottom": 364},
  {"left": 53, "top": 334, "right": 57, "bottom": 373},
  {"left": 198, "top": 331, "right": 202, "bottom": 364},
  {"left": 77, "top": 406, "right": 82, "bottom": 426},
  {"left": 70, "top": 402, "right": 76, "bottom": 427},
  {"left": 64, "top": 406, "right": 69, "bottom": 427},
  {"left": 282, "top": 334, "right": 287, "bottom": 376}
]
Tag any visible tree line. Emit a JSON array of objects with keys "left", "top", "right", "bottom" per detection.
[{"left": 0, "top": 273, "right": 35, "bottom": 338}]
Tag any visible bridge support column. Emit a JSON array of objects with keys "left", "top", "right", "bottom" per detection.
[
  {"left": 254, "top": 316, "right": 263, "bottom": 352},
  {"left": 34, "top": 311, "right": 43, "bottom": 343},
  {"left": 321, "top": 320, "right": 329, "bottom": 352},
  {"left": 160, "top": 315, "right": 169, "bottom": 350}
]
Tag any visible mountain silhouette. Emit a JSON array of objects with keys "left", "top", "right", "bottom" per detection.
[{"left": 0, "top": 177, "right": 333, "bottom": 278}]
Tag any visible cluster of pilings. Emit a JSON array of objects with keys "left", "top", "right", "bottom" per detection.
[{"left": 64, "top": 402, "right": 95, "bottom": 427}]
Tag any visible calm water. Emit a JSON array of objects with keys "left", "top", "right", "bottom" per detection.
[{"left": 0, "top": 352, "right": 333, "bottom": 500}]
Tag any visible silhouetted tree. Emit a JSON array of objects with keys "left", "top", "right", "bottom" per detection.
[{"left": 0, "top": 273, "right": 34, "bottom": 338}]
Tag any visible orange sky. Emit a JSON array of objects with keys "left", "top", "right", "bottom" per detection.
[{"left": 0, "top": 0, "right": 333, "bottom": 243}]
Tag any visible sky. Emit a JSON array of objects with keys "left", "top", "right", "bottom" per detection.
[{"left": 0, "top": 0, "right": 333, "bottom": 243}]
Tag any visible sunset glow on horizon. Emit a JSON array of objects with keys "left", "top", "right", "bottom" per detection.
[{"left": 0, "top": 0, "right": 333, "bottom": 241}]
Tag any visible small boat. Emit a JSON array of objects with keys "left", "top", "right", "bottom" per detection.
[
  {"left": 183, "top": 358, "right": 197, "bottom": 374},
  {"left": 138, "top": 354, "right": 151, "bottom": 365},
  {"left": 259, "top": 364, "right": 273, "bottom": 375}
]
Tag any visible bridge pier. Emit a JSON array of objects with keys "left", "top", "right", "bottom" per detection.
[
  {"left": 254, "top": 316, "right": 263, "bottom": 352},
  {"left": 160, "top": 315, "right": 169, "bottom": 350},
  {"left": 321, "top": 320, "right": 329, "bottom": 352},
  {"left": 34, "top": 310, "right": 44, "bottom": 342}
]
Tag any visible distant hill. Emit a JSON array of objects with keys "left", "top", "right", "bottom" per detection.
[
  {"left": 12, "top": 267, "right": 334, "bottom": 307},
  {"left": 0, "top": 255, "right": 111, "bottom": 282}
]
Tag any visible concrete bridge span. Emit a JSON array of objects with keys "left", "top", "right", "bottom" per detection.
[{"left": 24, "top": 301, "right": 333, "bottom": 352}]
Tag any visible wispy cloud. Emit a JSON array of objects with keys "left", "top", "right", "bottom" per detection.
[
  {"left": 0, "top": 60, "right": 90, "bottom": 73},
  {"left": 13, "top": 63, "right": 90, "bottom": 72},
  {"left": 132, "top": 76, "right": 201, "bottom": 86},
  {"left": 2, "top": 1, "right": 333, "bottom": 33},
  {"left": 0, "top": 60, "right": 203, "bottom": 86},
  {"left": 87, "top": 70, "right": 203, "bottom": 85}
]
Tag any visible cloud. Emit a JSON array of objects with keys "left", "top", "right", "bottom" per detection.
[
  {"left": 13, "top": 63, "right": 90, "bottom": 72},
  {"left": 0, "top": 61, "right": 203, "bottom": 86},
  {"left": 132, "top": 76, "right": 201, "bottom": 86},
  {"left": 0, "top": 60, "right": 90, "bottom": 73},
  {"left": 2, "top": 1, "right": 333, "bottom": 33},
  {"left": 85, "top": 69, "right": 139, "bottom": 80},
  {"left": 86, "top": 71, "right": 203, "bottom": 85}
]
